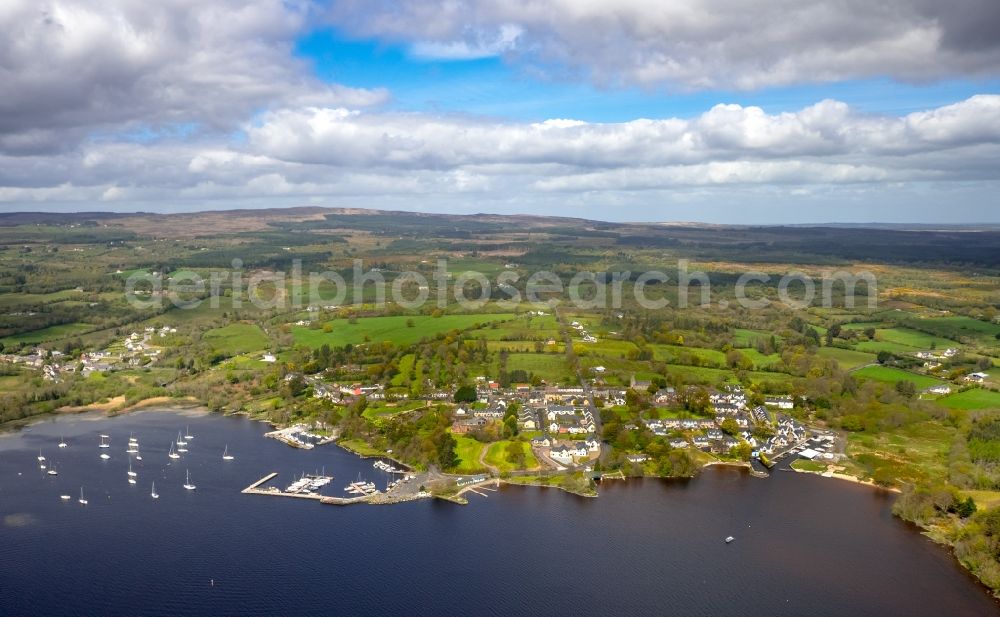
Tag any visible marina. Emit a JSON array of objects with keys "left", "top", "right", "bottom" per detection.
[{"left": 2, "top": 409, "right": 998, "bottom": 617}]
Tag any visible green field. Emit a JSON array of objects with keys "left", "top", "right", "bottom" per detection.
[
  {"left": 817, "top": 347, "right": 877, "bottom": 370},
  {"left": 484, "top": 440, "right": 539, "bottom": 472},
  {"left": 909, "top": 316, "right": 1000, "bottom": 345},
  {"left": 853, "top": 365, "right": 944, "bottom": 390},
  {"left": 0, "top": 322, "right": 93, "bottom": 346},
  {"left": 840, "top": 321, "right": 885, "bottom": 331},
  {"left": 507, "top": 353, "right": 571, "bottom": 382},
  {"left": 732, "top": 329, "right": 781, "bottom": 346},
  {"left": 451, "top": 434, "right": 487, "bottom": 474},
  {"left": 854, "top": 340, "right": 930, "bottom": 355},
  {"left": 0, "top": 289, "right": 84, "bottom": 308},
  {"left": 937, "top": 388, "right": 1000, "bottom": 410},
  {"left": 203, "top": 323, "right": 269, "bottom": 355},
  {"left": 574, "top": 339, "right": 640, "bottom": 357},
  {"left": 875, "top": 328, "right": 957, "bottom": 350},
  {"left": 293, "top": 313, "right": 516, "bottom": 348}
]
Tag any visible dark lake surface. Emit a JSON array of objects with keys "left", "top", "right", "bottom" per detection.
[{"left": 1, "top": 408, "right": 997, "bottom": 616}]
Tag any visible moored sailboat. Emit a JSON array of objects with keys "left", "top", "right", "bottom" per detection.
[{"left": 183, "top": 469, "right": 196, "bottom": 491}]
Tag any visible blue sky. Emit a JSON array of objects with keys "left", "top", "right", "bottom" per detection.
[
  {"left": 1, "top": 0, "right": 999, "bottom": 223},
  {"left": 297, "top": 29, "right": 1000, "bottom": 123}
]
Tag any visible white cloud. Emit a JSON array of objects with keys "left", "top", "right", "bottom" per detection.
[
  {"left": 0, "top": 95, "right": 997, "bottom": 216},
  {"left": 0, "top": 0, "right": 386, "bottom": 154},
  {"left": 326, "top": 0, "right": 1000, "bottom": 89}
]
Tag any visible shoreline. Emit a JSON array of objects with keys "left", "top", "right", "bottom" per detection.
[{"left": 788, "top": 464, "right": 901, "bottom": 494}]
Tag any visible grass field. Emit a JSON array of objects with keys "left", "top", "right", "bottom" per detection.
[
  {"left": 840, "top": 321, "right": 885, "bottom": 331},
  {"left": 0, "top": 322, "right": 93, "bottom": 346},
  {"left": 451, "top": 434, "right": 487, "bottom": 474},
  {"left": 203, "top": 323, "right": 269, "bottom": 355},
  {"left": 875, "top": 327, "right": 956, "bottom": 350},
  {"left": 574, "top": 339, "right": 640, "bottom": 357},
  {"left": 937, "top": 388, "right": 1000, "bottom": 410},
  {"left": 853, "top": 365, "right": 944, "bottom": 390},
  {"left": 0, "top": 289, "right": 83, "bottom": 308},
  {"left": 817, "top": 347, "right": 877, "bottom": 370},
  {"left": 484, "top": 440, "right": 539, "bottom": 472},
  {"left": 847, "top": 420, "right": 956, "bottom": 484},
  {"left": 911, "top": 316, "right": 1000, "bottom": 345},
  {"left": 732, "top": 329, "right": 781, "bottom": 346},
  {"left": 507, "top": 353, "right": 571, "bottom": 382},
  {"left": 961, "top": 490, "right": 1000, "bottom": 510},
  {"left": 293, "top": 313, "right": 516, "bottom": 348},
  {"left": 854, "top": 340, "right": 931, "bottom": 355}
]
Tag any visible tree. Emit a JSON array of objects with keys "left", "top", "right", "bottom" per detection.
[
  {"left": 719, "top": 418, "right": 740, "bottom": 436},
  {"left": 284, "top": 374, "right": 307, "bottom": 398},
  {"left": 895, "top": 380, "right": 916, "bottom": 398},
  {"left": 956, "top": 496, "right": 978, "bottom": 518},
  {"left": 435, "top": 431, "right": 458, "bottom": 468},
  {"left": 453, "top": 384, "right": 477, "bottom": 403}
]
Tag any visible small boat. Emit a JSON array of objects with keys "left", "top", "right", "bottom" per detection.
[
  {"left": 99, "top": 435, "right": 110, "bottom": 449},
  {"left": 47, "top": 465, "right": 58, "bottom": 476},
  {"left": 184, "top": 426, "right": 194, "bottom": 440},
  {"left": 79, "top": 488, "right": 88, "bottom": 505},
  {"left": 39, "top": 462, "right": 46, "bottom": 470},
  {"left": 151, "top": 482, "right": 159, "bottom": 499},
  {"left": 136, "top": 455, "right": 143, "bottom": 461},
  {"left": 128, "top": 477, "right": 137, "bottom": 485},
  {"left": 168, "top": 443, "right": 180, "bottom": 459},
  {"left": 177, "top": 446, "right": 188, "bottom": 453},
  {"left": 725, "top": 536, "right": 734, "bottom": 544},
  {"left": 183, "top": 469, "right": 196, "bottom": 491},
  {"left": 222, "top": 445, "right": 234, "bottom": 461},
  {"left": 176, "top": 431, "right": 187, "bottom": 447},
  {"left": 127, "top": 461, "right": 137, "bottom": 477},
  {"left": 58, "top": 436, "right": 67, "bottom": 448},
  {"left": 37, "top": 449, "right": 45, "bottom": 462},
  {"left": 60, "top": 494, "right": 71, "bottom": 501},
  {"left": 100, "top": 452, "right": 110, "bottom": 460}
]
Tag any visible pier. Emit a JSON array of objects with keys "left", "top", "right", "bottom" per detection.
[{"left": 241, "top": 472, "right": 332, "bottom": 501}]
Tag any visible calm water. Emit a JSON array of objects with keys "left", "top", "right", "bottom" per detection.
[{"left": 1, "top": 409, "right": 997, "bottom": 617}]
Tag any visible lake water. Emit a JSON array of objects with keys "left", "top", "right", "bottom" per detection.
[{"left": 1, "top": 408, "right": 997, "bottom": 616}]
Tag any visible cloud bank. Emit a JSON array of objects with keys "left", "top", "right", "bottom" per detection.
[
  {"left": 327, "top": 0, "right": 1000, "bottom": 89},
  {"left": 0, "top": 0, "right": 998, "bottom": 222}
]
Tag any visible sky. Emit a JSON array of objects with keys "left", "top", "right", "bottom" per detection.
[{"left": 1, "top": 0, "right": 999, "bottom": 224}]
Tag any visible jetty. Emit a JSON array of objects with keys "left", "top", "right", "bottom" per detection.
[{"left": 241, "top": 472, "right": 333, "bottom": 501}]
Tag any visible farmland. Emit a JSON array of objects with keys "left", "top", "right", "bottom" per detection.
[
  {"left": 937, "top": 388, "right": 1000, "bottom": 410},
  {"left": 203, "top": 323, "right": 270, "bottom": 356},
  {"left": 852, "top": 365, "right": 944, "bottom": 390},
  {"left": 292, "top": 313, "right": 516, "bottom": 348}
]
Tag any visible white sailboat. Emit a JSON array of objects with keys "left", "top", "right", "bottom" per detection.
[
  {"left": 47, "top": 464, "right": 58, "bottom": 476},
  {"left": 37, "top": 449, "right": 45, "bottom": 462},
  {"left": 79, "top": 488, "right": 88, "bottom": 505},
  {"left": 151, "top": 482, "right": 159, "bottom": 499},
  {"left": 184, "top": 426, "right": 194, "bottom": 440},
  {"left": 100, "top": 452, "right": 110, "bottom": 460},
  {"left": 99, "top": 434, "right": 110, "bottom": 448},
  {"left": 168, "top": 442, "right": 180, "bottom": 459},
  {"left": 183, "top": 469, "right": 196, "bottom": 490},
  {"left": 60, "top": 494, "right": 71, "bottom": 500},
  {"left": 127, "top": 460, "right": 137, "bottom": 477},
  {"left": 58, "top": 436, "right": 67, "bottom": 448},
  {"left": 222, "top": 445, "right": 234, "bottom": 460},
  {"left": 176, "top": 431, "right": 187, "bottom": 447}
]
